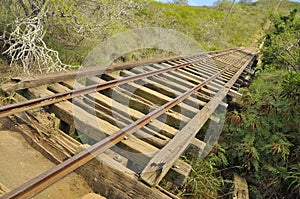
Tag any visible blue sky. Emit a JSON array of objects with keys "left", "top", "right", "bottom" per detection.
[
  {"left": 156, "top": 0, "right": 218, "bottom": 6},
  {"left": 186, "top": 0, "right": 216, "bottom": 6},
  {"left": 156, "top": 0, "right": 300, "bottom": 6}
]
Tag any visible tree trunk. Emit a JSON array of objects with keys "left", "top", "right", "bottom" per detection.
[{"left": 226, "top": 0, "right": 236, "bottom": 19}]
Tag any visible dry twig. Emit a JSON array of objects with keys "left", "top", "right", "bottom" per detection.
[{"left": 3, "top": 12, "right": 72, "bottom": 73}]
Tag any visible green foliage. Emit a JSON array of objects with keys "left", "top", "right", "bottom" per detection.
[
  {"left": 0, "top": 91, "right": 17, "bottom": 106},
  {"left": 261, "top": 9, "right": 300, "bottom": 71},
  {"left": 285, "top": 164, "right": 300, "bottom": 196},
  {"left": 182, "top": 158, "right": 222, "bottom": 199},
  {"left": 223, "top": 70, "right": 300, "bottom": 198},
  {"left": 281, "top": 72, "right": 300, "bottom": 107},
  {"left": 143, "top": 0, "right": 270, "bottom": 50},
  {"left": 160, "top": 146, "right": 229, "bottom": 198},
  {"left": 222, "top": 9, "right": 300, "bottom": 198},
  {"left": 1, "top": 0, "right": 275, "bottom": 68}
]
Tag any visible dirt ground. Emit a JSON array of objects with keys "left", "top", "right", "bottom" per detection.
[{"left": 0, "top": 129, "right": 94, "bottom": 199}]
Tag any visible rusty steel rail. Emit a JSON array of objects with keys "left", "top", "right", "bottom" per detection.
[
  {"left": 0, "top": 48, "right": 241, "bottom": 93},
  {"left": 1, "top": 52, "right": 254, "bottom": 199},
  {"left": 0, "top": 49, "right": 239, "bottom": 118}
]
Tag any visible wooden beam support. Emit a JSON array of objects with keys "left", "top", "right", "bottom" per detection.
[
  {"left": 0, "top": 56, "right": 183, "bottom": 93},
  {"left": 164, "top": 159, "right": 192, "bottom": 187},
  {"left": 65, "top": 78, "right": 179, "bottom": 138},
  {"left": 210, "top": 114, "right": 220, "bottom": 124},
  {"left": 27, "top": 86, "right": 158, "bottom": 166},
  {"left": 140, "top": 55, "right": 255, "bottom": 187},
  {"left": 228, "top": 89, "right": 242, "bottom": 101},
  {"left": 140, "top": 87, "right": 228, "bottom": 186},
  {"left": 76, "top": 144, "right": 171, "bottom": 199},
  {"left": 27, "top": 83, "right": 191, "bottom": 182},
  {"left": 186, "top": 138, "right": 206, "bottom": 157},
  {"left": 120, "top": 70, "right": 207, "bottom": 108},
  {"left": 104, "top": 73, "right": 199, "bottom": 118},
  {"left": 87, "top": 76, "right": 190, "bottom": 129}
]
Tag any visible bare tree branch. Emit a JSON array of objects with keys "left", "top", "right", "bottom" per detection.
[
  {"left": 3, "top": 12, "right": 74, "bottom": 73},
  {"left": 18, "top": 0, "right": 30, "bottom": 16},
  {"left": 226, "top": 0, "right": 236, "bottom": 20}
]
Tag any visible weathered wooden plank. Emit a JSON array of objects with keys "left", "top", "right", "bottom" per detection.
[
  {"left": 123, "top": 66, "right": 230, "bottom": 127},
  {"left": 189, "top": 63, "right": 235, "bottom": 81},
  {"left": 120, "top": 70, "right": 207, "bottom": 108},
  {"left": 170, "top": 59, "right": 234, "bottom": 78},
  {"left": 49, "top": 83, "right": 169, "bottom": 149},
  {"left": 179, "top": 66, "right": 231, "bottom": 89},
  {"left": 244, "top": 68, "right": 255, "bottom": 75},
  {"left": 52, "top": 80, "right": 193, "bottom": 184},
  {"left": 0, "top": 56, "right": 183, "bottom": 93},
  {"left": 79, "top": 97, "right": 169, "bottom": 148},
  {"left": 228, "top": 89, "right": 243, "bottom": 101},
  {"left": 87, "top": 76, "right": 190, "bottom": 129},
  {"left": 64, "top": 79, "right": 178, "bottom": 138},
  {"left": 130, "top": 67, "right": 210, "bottom": 104},
  {"left": 103, "top": 148, "right": 128, "bottom": 167},
  {"left": 29, "top": 83, "right": 195, "bottom": 182},
  {"left": 140, "top": 87, "right": 228, "bottom": 186},
  {"left": 192, "top": 138, "right": 206, "bottom": 149},
  {"left": 187, "top": 138, "right": 206, "bottom": 157},
  {"left": 164, "top": 159, "right": 192, "bottom": 187},
  {"left": 1, "top": 114, "right": 170, "bottom": 199},
  {"left": 140, "top": 55, "right": 255, "bottom": 187},
  {"left": 210, "top": 114, "right": 220, "bottom": 124},
  {"left": 155, "top": 63, "right": 218, "bottom": 96},
  {"left": 76, "top": 145, "right": 171, "bottom": 199},
  {"left": 160, "top": 61, "right": 226, "bottom": 85},
  {"left": 132, "top": 65, "right": 218, "bottom": 102},
  {"left": 169, "top": 60, "right": 218, "bottom": 75},
  {"left": 187, "top": 106, "right": 229, "bottom": 157},
  {"left": 0, "top": 115, "right": 71, "bottom": 164},
  {"left": 185, "top": 62, "right": 225, "bottom": 76},
  {"left": 28, "top": 87, "right": 158, "bottom": 164},
  {"left": 213, "top": 60, "right": 233, "bottom": 69},
  {"left": 152, "top": 63, "right": 224, "bottom": 92},
  {"left": 104, "top": 73, "right": 199, "bottom": 118},
  {"left": 1, "top": 113, "right": 171, "bottom": 199},
  {"left": 111, "top": 87, "right": 189, "bottom": 129}
]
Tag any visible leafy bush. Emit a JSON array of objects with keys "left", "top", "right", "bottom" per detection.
[
  {"left": 222, "top": 8, "right": 300, "bottom": 199},
  {"left": 223, "top": 71, "right": 300, "bottom": 198},
  {"left": 160, "top": 144, "right": 229, "bottom": 199},
  {"left": 261, "top": 9, "right": 300, "bottom": 71},
  {"left": 282, "top": 71, "right": 300, "bottom": 108}
]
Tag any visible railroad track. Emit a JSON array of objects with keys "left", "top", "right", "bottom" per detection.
[{"left": 0, "top": 48, "right": 257, "bottom": 199}]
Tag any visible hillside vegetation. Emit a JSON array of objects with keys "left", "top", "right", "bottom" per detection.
[
  {"left": 0, "top": 0, "right": 287, "bottom": 76},
  {"left": 221, "top": 5, "right": 300, "bottom": 199}
]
